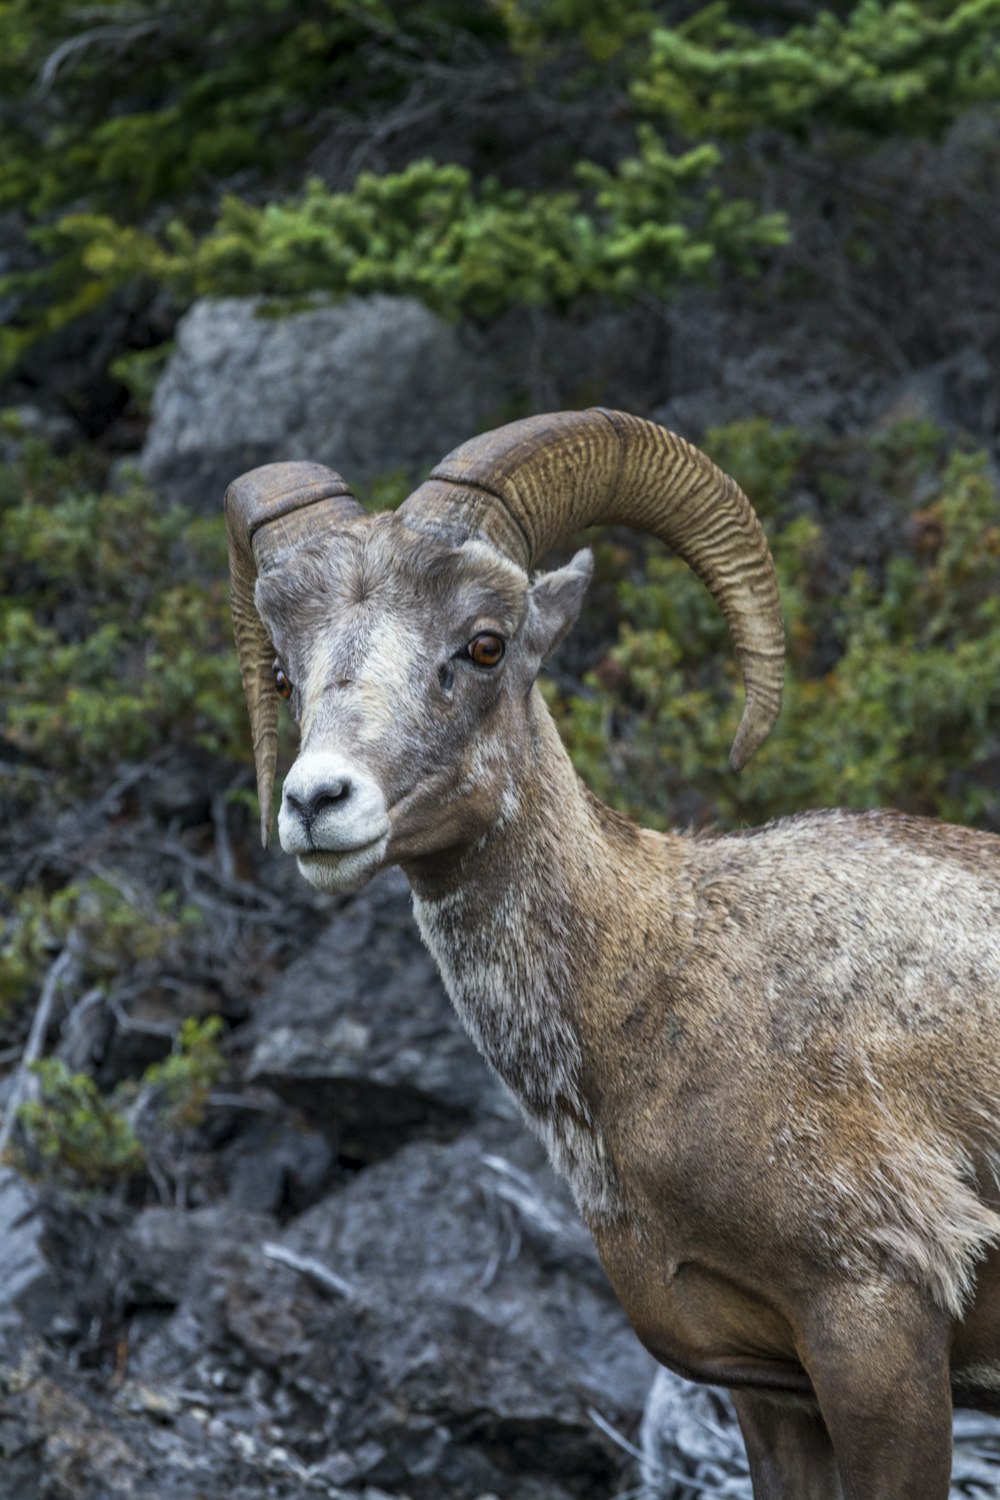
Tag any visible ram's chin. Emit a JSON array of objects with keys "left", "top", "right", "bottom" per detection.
[{"left": 295, "top": 840, "right": 388, "bottom": 894}]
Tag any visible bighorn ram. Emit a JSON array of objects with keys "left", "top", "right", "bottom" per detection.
[{"left": 225, "top": 409, "right": 1000, "bottom": 1499}]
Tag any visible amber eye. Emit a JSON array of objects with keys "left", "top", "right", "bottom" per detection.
[
  {"left": 274, "top": 666, "right": 294, "bottom": 700},
  {"left": 466, "top": 632, "right": 505, "bottom": 668}
]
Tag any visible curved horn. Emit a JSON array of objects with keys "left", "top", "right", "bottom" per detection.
[
  {"left": 399, "top": 408, "right": 784, "bottom": 769},
  {"left": 224, "top": 461, "right": 364, "bottom": 845}
]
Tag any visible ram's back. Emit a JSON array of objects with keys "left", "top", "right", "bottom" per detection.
[{"left": 687, "top": 807, "right": 1000, "bottom": 1037}]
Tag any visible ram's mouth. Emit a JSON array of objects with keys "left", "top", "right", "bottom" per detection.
[{"left": 295, "top": 834, "right": 388, "bottom": 893}]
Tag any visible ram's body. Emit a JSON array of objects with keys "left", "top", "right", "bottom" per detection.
[
  {"left": 413, "top": 702, "right": 1000, "bottom": 1378},
  {"left": 225, "top": 410, "right": 1000, "bottom": 1498}
]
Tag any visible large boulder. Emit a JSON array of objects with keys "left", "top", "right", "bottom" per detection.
[
  {"left": 140, "top": 296, "right": 503, "bottom": 510},
  {"left": 0, "top": 1169, "right": 57, "bottom": 1334},
  {"left": 105, "top": 1132, "right": 653, "bottom": 1500},
  {"left": 245, "top": 874, "right": 517, "bottom": 1167},
  {"left": 282, "top": 1131, "right": 655, "bottom": 1418}
]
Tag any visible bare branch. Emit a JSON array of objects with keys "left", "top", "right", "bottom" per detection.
[
  {"left": 262, "top": 1243, "right": 357, "bottom": 1302},
  {"left": 586, "top": 1406, "right": 654, "bottom": 1469},
  {"left": 36, "top": 18, "right": 173, "bottom": 94},
  {"left": 211, "top": 791, "right": 236, "bottom": 883},
  {"left": 116, "top": 834, "right": 283, "bottom": 912},
  {"left": 0, "top": 941, "right": 78, "bottom": 1157},
  {"left": 107, "top": 990, "right": 175, "bottom": 1040}
]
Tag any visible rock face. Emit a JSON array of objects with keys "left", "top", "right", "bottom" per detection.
[
  {"left": 246, "top": 873, "right": 517, "bottom": 1169},
  {"left": 0, "top": 1169, "right": 55, "bottom": 1332},
  {"left": 91, "top": 1134, "right": 653, "bottom": 1500},
  {"left": 140, "top": 296, "right": 503, "bottom": 509},
  {"left": 282, "top": 1133, "right": 654, "bottom": 1417},
  {"left": 0, "top": 877, "right": 654, "bottom": 1499},
  {"left": 1, "top": 1136, "right": 652, "bottom": 1499}
]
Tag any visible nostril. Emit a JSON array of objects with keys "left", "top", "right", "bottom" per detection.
[
  {"left": 285, "top": 779, "right": 354, "bottom": 827},
  {"left": 313, "top": 780, "right": 351, "bottom": 815}
]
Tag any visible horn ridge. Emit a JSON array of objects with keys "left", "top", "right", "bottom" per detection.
[{"left": 401, "top": 407, "right": 785, "bottom": 768}]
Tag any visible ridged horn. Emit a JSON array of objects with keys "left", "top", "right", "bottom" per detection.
[
  {"left": 399, "top": 408, "right": 784, "bottom": 770},
  {"left": 224, "top": 461, "right": 364, "bottom": 846}
]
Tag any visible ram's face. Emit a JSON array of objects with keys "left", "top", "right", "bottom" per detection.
[{"left": 253, "top": 512, "right": 591, "bottom": 893}]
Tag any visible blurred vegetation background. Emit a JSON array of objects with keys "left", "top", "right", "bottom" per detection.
[
  {"left": 1, "top": 5, "right": 1000, "bottom": 1491},
  {"left": 1, "top": 0, "right": 999, "bottom": 1243}
]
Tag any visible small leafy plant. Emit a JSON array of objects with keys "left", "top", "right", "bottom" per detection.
[
  {"left": 8, "top": 1016, "right": 227, "bottom": 1194},
  {"left": 12, "top": 1059, "right": 145, "bottom": 1192}
]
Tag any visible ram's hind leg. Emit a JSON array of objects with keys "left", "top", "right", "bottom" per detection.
[{"left": 731, "top": 1389, "right": 843, "bottom": 1499}]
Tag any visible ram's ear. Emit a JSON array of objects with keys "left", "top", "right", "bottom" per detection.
[{"left": 523, "top": 548, "right": 594, "bottom": 661}]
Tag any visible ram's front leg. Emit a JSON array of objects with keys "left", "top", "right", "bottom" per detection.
[
  {"left": 801, "top": 1282, "right": 954, "bottom": 1500},
  {"left": 731, "top": 1390, "right": 843, "bottom": 1499}
]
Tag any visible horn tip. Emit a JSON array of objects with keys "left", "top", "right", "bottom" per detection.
[{"left": 728, "top": 698, "right": 780, "bottom": 772}]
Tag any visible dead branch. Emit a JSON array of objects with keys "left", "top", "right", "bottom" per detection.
[
  {"left": 0, "top": 941, "right": 78, "bottom": 1157},
  {"left": 211, "top": 790, "right": 236, "bottom": 883},
  {"left": 262, "top": 1242, "right": 357, "bottom": 1302},
  {"left": 36, "top": 18, "right": 174, "bottom": 94}
]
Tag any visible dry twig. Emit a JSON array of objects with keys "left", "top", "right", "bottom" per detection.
[
  {"left": 262, "top": 1242, "right": 357, "bottom": 1301},
  {"left": 0, "top": 940, "right": 78, "bottom": 1156}
]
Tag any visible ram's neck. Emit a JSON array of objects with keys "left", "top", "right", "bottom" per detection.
[{"left": 408, "top": 690, "right": 686, "bottom": 1225}]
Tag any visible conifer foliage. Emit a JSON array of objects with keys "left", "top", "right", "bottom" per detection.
[{"left": 3, "top": 0, "right": 997, "bottom": 376}]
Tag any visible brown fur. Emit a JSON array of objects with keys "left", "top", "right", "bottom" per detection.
[{"left": 244, "top": 512, "right": 1000, "bottom": 1499}]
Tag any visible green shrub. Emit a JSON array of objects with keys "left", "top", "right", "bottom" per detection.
[
  {"left": 3, "top": 1, "right": 996, "bottom": 367},
  {"left": 0, "top": 423, "right": 245, "bottom": 778},
  {"left": 0, "top": 0, "right": 776, "bottom": 365},
  {"left": 552, "top": 422, "right": 1000, "bottom": 833},
  {"left": 11, "top": 1059, "right": 145, "bottom": 1192},
  {"left": 142, "top": 1015, "right": 227, "bottom": 1131},
  {"left": 636, "top": 1, "right": 1000, "bottom": 140},
  {"left": 0, "top": 884, "right": 80, "bottom": 1021},
  {"left": 0, "top": 876, "right": 194, "bottom": 1027},
  {"left": 8, "top": 1015, "right": 227, "bottom": 1193},
  {"left": 12, "top": 148, "right": 785, "bottom": 341}
]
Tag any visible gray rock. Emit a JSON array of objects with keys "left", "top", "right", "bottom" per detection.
[
  {"left": 247, "top": 876, "right": 516, "bottom": 1162},
  {"left": 225, "top": 1116, "right": 334, "bottom": 1215},
  {"left": 651, "top": 324, "right": 888, "bottom": 442},
  {"left": 0, "top": 1334, "right": 137, "bottom": 1500},
  {"left": 0, "top": 1170, "right": 55, "bottom": 1332},
  {"left": 101, "top": 1130, "right": 653, "bottom": 1500},
  {"left": 283, "top": 1131, "right": 655, "bottom": 1416},
  {"left": 0, "top": 1326, "right": 367, "bottom": 1500},
  {"left": 871, "top": 348, "right": 999, "bottom": 446},
  {"left": 244, "top": 1132, "right": 653, "bottom": 1497},
  {"left": 140, "top": 295, "right": 503, "bottom": 510}
]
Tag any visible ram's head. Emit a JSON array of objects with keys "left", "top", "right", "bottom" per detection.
[{"left": 225, "top": 409, "right": 784, "bottom": 893}]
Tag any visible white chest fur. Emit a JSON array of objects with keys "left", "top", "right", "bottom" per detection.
[{"left": 413, "top": 886, "right": 623, "bottom": 1224}]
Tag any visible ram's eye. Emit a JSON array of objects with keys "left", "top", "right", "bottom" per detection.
[
  {"left": 274, "top": 665, "right": 294, "bottom": 700},
  {"left": 466, "top": 633, "right": 505, "bottom": 668}
]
